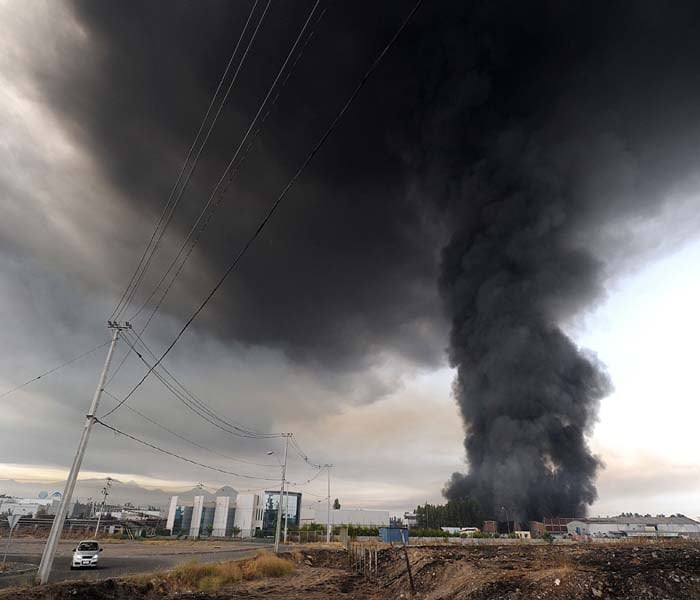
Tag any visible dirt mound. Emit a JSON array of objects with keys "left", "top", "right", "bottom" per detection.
[
  {"left": 375, "top": 541, "right": 700, "bottom": 599},
  {"left": 7, "top": 578, "right": 149, "bottom": 600}
]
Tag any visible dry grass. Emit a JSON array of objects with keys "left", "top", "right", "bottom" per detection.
[
  {"left": 155, "top": 553, "right": 294, "bottom": 592},
  {"left": 170, "top": 559, "right": 242, "bottom": 590},
  {"left": 242, "top": 552, "right": 296, "bottom": 579}
]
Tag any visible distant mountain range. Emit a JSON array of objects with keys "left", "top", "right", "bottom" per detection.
[{"left": 0, "top": 479, "right": 239, "bottom": 508}]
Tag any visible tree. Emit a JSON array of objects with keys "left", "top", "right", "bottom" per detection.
[{"left": 333, "top": 498, "right": 341, "bottom": 509}]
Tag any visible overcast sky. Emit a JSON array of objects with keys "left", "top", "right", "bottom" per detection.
[{"left": 2, "top": 0, "right": 700, "bottom": 519}]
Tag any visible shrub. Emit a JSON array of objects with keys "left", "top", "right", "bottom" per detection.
[
  {"left": 242, "top": 552, "right": 295, "bottom": 579},
  {"left": 170, "top": 559, "right": 243, "bottom": 591},
  {"left": 134, "top": 554, "right": 293, "bottom": 594}
]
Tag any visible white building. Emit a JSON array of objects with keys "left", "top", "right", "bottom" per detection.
[
  {"left": 0, "top": 497, "right": 59, "bottom": 517},
  {"left": 233, "top": 490, "right": 302, "bottom": 538},
  {"left": 212, "top": 496, "right": 231, "bottom": 537},
  {"left": 567, "top": 516, "right": 700, "bottom": 538},
  {"left": 96, "top": 508, "right": 162, "bottom": 520},
  {"left": 166, "top": 494, "right": 236, "bottom": 538},
  {"left": 166, "top": 489, "right": 300, "bottom": 539},
  {"left": 232, "top": 492, "right": 265, "bottom": 537},
  {"left": 314, "top": 508, "right": 390, "bottom": 527},
  {"left": 403, "top": 512, "right": 418, "bottom": 528}
]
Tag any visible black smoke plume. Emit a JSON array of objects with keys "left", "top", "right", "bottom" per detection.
[{"left": 434, "top": 1, "right": 700, "bottom": 519}]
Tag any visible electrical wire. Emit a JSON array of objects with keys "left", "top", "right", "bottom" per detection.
[
  {"left": 114, "top": 0, "right": 271, "bottom": 321},
  {"left": 101, "top": 388, "right": 278, "bottom": 468},
  {"left": 121, "top": 330, "right": 282, "bottom": 438},
  {"left": 105, "top": 331, "right": 283, "bottom": 442},
  {"left": 129, "top": 0, "right": 323, "bottom": 326},
  {"left": 292, "top": 489, "right": 326, "bottom": 499},
  {"left": 109, "top": 0, "right": 312, "bottom": 387},
  {"left": 288, "top": 466, "right": 325, "bottom": 487},
  {"left": 0, "top": 341, "right": 110, "bottom": 400},
  {"left": 102, "top": 0, "right": 422, "bottom": 421},
  {"left": 94, "top": 418, "right": 280, "bottom": 481},
  {"left": 289, "top": 435, "right": 323, "bottom": 469},
  {"left": 111, "top": 0, "right": 264, "bottom": 321}
]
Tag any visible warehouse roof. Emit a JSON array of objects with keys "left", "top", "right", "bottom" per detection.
[{"left": 579, "top": 516, "right": 699, "bottom": 525}]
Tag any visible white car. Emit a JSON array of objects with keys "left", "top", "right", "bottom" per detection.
[{"left": 71, "top": 540, "right": 103, "bottom": 569}]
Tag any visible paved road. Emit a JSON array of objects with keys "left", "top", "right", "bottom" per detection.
[{"left": 0, "top": 539, "right": 282, "bottom": 588}]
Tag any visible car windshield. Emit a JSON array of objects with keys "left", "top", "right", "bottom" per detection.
[{"left": 77, "top": 542, "right": 99, "bottom": 552}]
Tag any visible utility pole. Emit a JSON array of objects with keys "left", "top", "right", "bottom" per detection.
[
  {"left": 36, "top": 321, "right": 129, "bottom": 585},
  {"left": 94, "top": 477, "right": 113, "bottom": 538},
  {"left": 324, "top": 464, "right": 332, "bottom": 543},
  {"left": 283, "top": 489, "right": 289, "bottom": 544},
  {"left": 273, "top": 434, "right": 289, "bottom": 554},
  {"left": 501, "top": 506, "right": 511, "bottom": 536}
]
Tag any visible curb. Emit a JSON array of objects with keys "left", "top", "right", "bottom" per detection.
[{"left": 0, "top": 563, "right": 38, "bottom": 577}]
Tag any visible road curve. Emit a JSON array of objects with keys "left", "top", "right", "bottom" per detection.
[{"left": 0, "top": 542, "right": 281, "bottom": 588}]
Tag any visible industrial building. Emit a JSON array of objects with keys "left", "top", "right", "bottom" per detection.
[
  {"left": 233, "top": 490, "right": 301, "bottom": 538},
  {"left": 567, "top": 516, "right": 700, "bottom": 538},
  {"left": 313, "top": 508, "right": 390, "bottom": 527},
  {"left": 166, "top": 490, "right": 301, "bottom": 539},
  {"left": 403, "top": 512, "right": 418, "bottom": 528},
  {"left": 166, "top": 495, "right": 235, "bottom": 538},
  {"left": 299, "top": 506, "right": 390, "bottom": 529},
  {"left": 0, "top": 496, "right": 60, "bottom": 517},
  {"left": 543, "top": 517, "right": 576, "bottom": 535}
]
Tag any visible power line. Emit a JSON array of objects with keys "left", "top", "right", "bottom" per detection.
[
  {"left": 288, "top": 466, "right": 325, "bottom": 488},
  {"left": 289, "top": 435, "right": 323, "bottom": 469},
  {"left": 115, "top": 0, "right": 271, "bottom": 321},
  {"left": 129, "top": 0, "right": 324, "bottom": 326},
  {"left": 101, "top": 388, "right": 278, "bottom": 468},
  {"left": 105, "top": 331, "right": 282, "bottom": 441},
  {"left": 110, "top": 0, "right": 314, "bottom": 388},
  {"left": 111, "top": 0, "right": 265, "bottom": 321},
  {"left": 111, "top": 334, "right": 327, "bottom": 479},
  {"left": 103, "top": 0, "right": 421, "bottom": 422},
  {"left": 94, "top": 418, "right": 281, "bottom": 482},
  {"left": 0, "top": 341, "right": 110, "bottom": 401},
  {"left": 293, "top": 489, "right": 326, "bottom": 499},
  {"left": 123, "top": 330, "right": 281, "bottom": 438}
]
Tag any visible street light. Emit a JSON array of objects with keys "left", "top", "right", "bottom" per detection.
[{"left": 268, "top": 449, "right": 290, "bottom": 546}]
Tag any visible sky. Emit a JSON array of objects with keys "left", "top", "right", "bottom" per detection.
[{"left": 2, "top": 0, "right": 700, "bottom": 519}]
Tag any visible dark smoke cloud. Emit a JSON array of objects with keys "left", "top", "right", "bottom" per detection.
[
  {"left": 23, "top": 1, "right": 700, "bottom": 515},
  {"left": 432, "top": 1, "right": 700, "bottom": 518},
  {"left": 31, "top": 0, "right": 448, "bottom": 373}
]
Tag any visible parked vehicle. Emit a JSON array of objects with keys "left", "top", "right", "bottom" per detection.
[{"left": 70, "top": 540, "right": 103, "bottom": 569}]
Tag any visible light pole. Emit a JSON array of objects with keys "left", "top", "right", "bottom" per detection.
[
  {"left": 268, "top": 434, "right": 289, "bottom": 554},
  {"left": 36, "top": 321, "right": 128, "bottom": 585},
  {"left": 324, "top": 464, "right": 332, "bottom": 543},
  {"left": 283, "top": 489, "right": 289, "bottom": 544}
]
